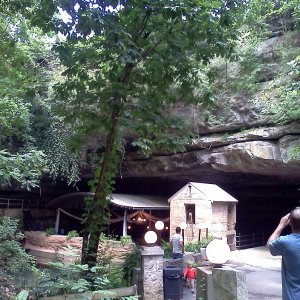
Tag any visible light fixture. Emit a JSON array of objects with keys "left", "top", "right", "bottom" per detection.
[
  {"left": 155, "top": 220, "right": 164, "bottom": 230},
  {"left": 133, "top": 211, "right": 147, "bottom": 224},
  {"left": 206, "top": 239, "right": 230, "bottom": 265},
  {"left": 144, "top": 230, "right": 157, "bottom": 244}
]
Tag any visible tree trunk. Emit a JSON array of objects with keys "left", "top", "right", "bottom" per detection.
[
  {"left": 81, "top": 62, "right": 134, "bottom": 266},
  {"left": 81, "top": 109, "right": 120, "bottom": 266}
]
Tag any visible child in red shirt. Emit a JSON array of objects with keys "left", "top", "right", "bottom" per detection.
[{"left": 183, "top": 261, "right": 196, "bottom": 293}]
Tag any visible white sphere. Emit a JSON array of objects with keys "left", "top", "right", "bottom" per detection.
[
  {"left": 155, "top": 221, "right": 164, "bottom": 230},
  {"left": 144, "top": 230, "right": 157, "bottom": 244},
  {"left": 206, "top": 239, "right": 230, "bottom": 264}
]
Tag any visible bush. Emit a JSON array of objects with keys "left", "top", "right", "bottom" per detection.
[
  {"left": 45, "top": 227, "right": 56, "bottom": 236},
  {"left": 161, "top": 239, "right": 172, "bottom": 258},
  {"left": 66, "top": 230, "right": 79, "bottom": 240},
  {"left": 199, "top": 236, "right": 215, "bottom": 248},
  {"left": 120, "top": 235, "right": 132, "bottom": 245},
  {"left": 0, "top": 217, "right": 36, "bottom": 274},
  {"left": 0, "top": 217, "right": 40, "bottom": 298},
  {"left": 184, "top": 236, "right": 215, "bottom": 253},
  {"left": 122, "top": 245, "right": 141, "bottom": 286}
]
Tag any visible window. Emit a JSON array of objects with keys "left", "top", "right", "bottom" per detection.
[{"left": 185, "top": 204, "right": 195, "bottom": 224}]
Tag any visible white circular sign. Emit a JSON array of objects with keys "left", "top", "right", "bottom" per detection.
[
  {"left": 206, "top": 239, "right": 230, "bottom": 264},
  {"left": 144, "top": 230, "right": 158, "bottom": 244}
]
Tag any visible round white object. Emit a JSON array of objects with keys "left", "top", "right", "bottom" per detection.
[
  {"left": 206, "top": 239, "right": 230, "bottom": 264},
  {"left": 144, "top": 230, "right": 158, "bottom": 244},
  {"left": 155, "top": 220, "right": 164, "bottom": 230}
]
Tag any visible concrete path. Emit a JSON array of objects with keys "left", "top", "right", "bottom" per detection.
[
  {"left": 228, "top": 247, "right": 282, "bottom": 299},
  {"left": 182, "top": 246, "right": 282, "bottom": 300}
]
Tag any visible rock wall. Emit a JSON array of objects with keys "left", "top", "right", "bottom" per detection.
[
  {"left": 120, "top": 32, "right": 300, "bottom": 187},
  {"left": 25, "top": 231, "right": 135, "bottom": 265}
]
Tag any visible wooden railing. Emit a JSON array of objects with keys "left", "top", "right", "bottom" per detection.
[{"left": 236, "top": 231, "right": 265, "bottom": 250}]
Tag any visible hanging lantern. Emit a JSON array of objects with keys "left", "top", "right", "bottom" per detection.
[{"left": 133, "top": 211, "right": 147, "bottom": 224}]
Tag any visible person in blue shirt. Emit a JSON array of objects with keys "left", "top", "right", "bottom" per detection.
[{"left": 267, "top": 207, "right": 300, "bottom": 300}]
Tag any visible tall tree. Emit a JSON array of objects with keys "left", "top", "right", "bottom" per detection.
[{"left": 17, "top": 0, "right": 246, "bottom": 265}]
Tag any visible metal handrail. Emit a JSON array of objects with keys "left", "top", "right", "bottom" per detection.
[{"left": 236, "top": 231, "right": 265, "bottom": 250}]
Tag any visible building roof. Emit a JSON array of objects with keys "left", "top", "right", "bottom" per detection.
[
  {"left": 110, "top": 194, "right": 169, "bottom": 210},
  {"left": 48, "top": 192, "right": 169, "bottom": 210},
  {"left": 168, "top": 182, "right": 238, "bottom": 203}
]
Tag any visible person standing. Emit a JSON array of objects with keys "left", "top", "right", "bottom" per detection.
[
  {"left": 267, "top": 207, "right": 300, "bottom": 300},
  {"left": 170, "top": 226, "right": 183, "bottom": 259}
]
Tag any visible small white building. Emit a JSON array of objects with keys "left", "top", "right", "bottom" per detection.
[{"left": 168, "top": 182, "right": 238, "bottom": 250}]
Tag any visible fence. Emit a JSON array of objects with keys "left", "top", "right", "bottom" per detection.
[
  {"left": 0, "top": 198, "right": 46, "bottom": 209},
  {"left": 236, "top": 231, "right": 265, "bottom": 250}
]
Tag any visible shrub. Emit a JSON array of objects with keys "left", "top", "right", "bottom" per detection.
[
  {"left": 45, "top": 227, "right": 56, "bottom": 236},
  {"left": 66, "top": 230, "right": 79, "bottom": 240},
  {"left": 120, "top": 235, "right": 132, "bottom": 245},
  {"left": 184, "top": 236, "right": 215, "bottom": 253},
  {"left": 161, "top": 239, "right": 172, "bottom": 258},
  {"left": 0, "top": 217, "right": 36, "bottom": 274},
  {"left": 199, "top": 236, "right": 215, "bottom": 248},
  {"left": 122, "top": 245, "right": 141, "bottom": 286}
]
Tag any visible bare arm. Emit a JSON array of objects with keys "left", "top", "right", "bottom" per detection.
[
  {"left": 267, "top": 213, "right": 290, "bottom": 246},
  {"left": 180, "top": 240, "right": 183, "bottom": 251}
]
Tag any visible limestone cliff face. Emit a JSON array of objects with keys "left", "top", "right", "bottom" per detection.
[{"left": 121, "top": 32, "right": 300, "bottom": 187}]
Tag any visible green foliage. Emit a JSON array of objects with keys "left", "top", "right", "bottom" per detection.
[
  {"left": 38, "top": 120, "right": 81, "bottom": 185},
  {"left": 199, "top": 236, "right": 215, "bottom": 248},
  {"left": 0, "top": 12, "right": 82, "bottom": 188},
  {"left": 9, "top": 0, "right": 246, "bottom": 265},
  {"left": 15, "top": 290, "right": 29, "bottom": 300},
  {"left": 0, "top": 217, "right": 36, "bottom": 275},
  {"left": 184, "top": 236, "right": 215, "bottom": 253},
  {"left": 0, "top": 149, "right": 47, "bottom": 189},
  {"left": 0, "top": 98, "right": 30, "bottom": 140},
  {"left": 67, "top": 230, "right": 79, "bottom": 240},
  {"left": 184, "top": 242, "right": 201, "bottom": 253},
  {"left": 51, "top": 0, "right": 245, "bottom": 265},
  {"left": 120, "top": 235, "right": 132, "bottom": 246},
  {"left": 122, "top": 245, "right": 141, "bottom": 286},
  {"left": 256, "top": 54, "right": 300, "bottom": 124},
  {"left": 99, "top": 232, "right": 118, "bottom": 242},
  {"left": 45, "top": 262, "right": 90, "bottom": 296},
  {"left": 288, "top": 146, "right": 300, "bottom": 160},
  {"left": 0, "top": 14, "right": 50, "bottom": 189},
  {"left": 106, "top": 264, "right": 127, "bottom": 289},
  {"left": 161, "top": 239, "right": 172, "bottom": 259},
  {"left": 45, "top": 227, "right": 56, "bottom": 236}
]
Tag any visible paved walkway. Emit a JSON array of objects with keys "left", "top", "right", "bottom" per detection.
[
  {"left": 229, "top": 246, "right": 281, "bottom": 271},
  {"left": 228, "top": 247, "right": 282, "bottom": 299},
  {"left": 182, "top": 246, "right": 282, "bottom": 300}
]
